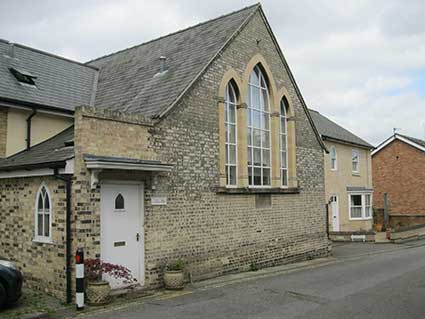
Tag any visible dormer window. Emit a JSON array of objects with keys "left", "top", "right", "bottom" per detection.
[{"left": 9, "top": 67, "right": 37, "bottom": 86}]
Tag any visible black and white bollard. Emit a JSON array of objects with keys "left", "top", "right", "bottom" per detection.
[{"left": 75, "top": 248, "right": 85, "bottom": 310}]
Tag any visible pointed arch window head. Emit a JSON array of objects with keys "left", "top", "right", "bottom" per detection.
[
  {"left": 280, "top": 97, "right": 289, "bottom": 187},
  {"left": 330, "top": 146, "right": 337, "bottom": 170},
  {"left": 35, "top": 185, "right": 52, "bottom": 242},
  {"left": 247, "top": 65, "right": 271, "bottom": 186},
  {"left": 115, "top": 193, "right": 125, "bottom": 210},
  {"left": 225, "top": 81, "right": 238, "bottom": 186}
]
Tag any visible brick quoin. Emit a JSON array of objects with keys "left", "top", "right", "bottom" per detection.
[{"left": 373, "top": 139, "right": 425, "bottom": 215}]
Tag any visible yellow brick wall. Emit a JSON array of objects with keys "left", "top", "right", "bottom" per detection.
[{"left": 0, "top": 107, "right": 7, "bottom": 158}]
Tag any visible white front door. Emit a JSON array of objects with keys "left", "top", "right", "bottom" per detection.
[
  {"left": 100, "top": 183, "right": 144, "bottom": 288},
  {"left": 330, "top": 195, "right": 339, "bottom": 232}
]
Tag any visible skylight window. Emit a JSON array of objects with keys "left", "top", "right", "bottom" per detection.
[{"left": 9, "top": 67, "right": 37, "bottom": 86}]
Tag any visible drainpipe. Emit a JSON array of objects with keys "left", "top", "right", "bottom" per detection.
[
  {"left": 325, "top": 202, "right": 330, "bottom": 239},
  {"left": 26, "top": 109, "right": 36, "bottom": 149},
  {"left": 54, "top": 170, "right": 73, "bottom": 304}
]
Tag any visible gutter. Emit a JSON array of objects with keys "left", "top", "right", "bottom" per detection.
[
  {"left": 26, "top": 109, "right": 36, "bottom": 149},
  {"left": 322, "top": 136, "right": 374, "bottom": 150},
  {"left": 54, "top": 169, "right": 73, "bottom": 304},
  {"left": 0, "top": 161, "right": 67, "bottom": 172},
  {"left": 0, "top": 96, "right": 75, "bottom": 115}
]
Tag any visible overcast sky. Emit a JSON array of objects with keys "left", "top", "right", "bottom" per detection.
[{"left": 1, "top": 0, "right": 424, "bottom": 145}]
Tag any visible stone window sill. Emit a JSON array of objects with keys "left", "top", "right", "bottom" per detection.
[
  {"left": 33, "top": 237, "right": 54, "bottom": 245},
  {"left": 216, "top": 187, "right": 300, "bottom": 195}
]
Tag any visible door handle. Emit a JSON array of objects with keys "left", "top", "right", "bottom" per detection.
[{"left": 136, "top": 233, "right": 140, "bottom": 241}]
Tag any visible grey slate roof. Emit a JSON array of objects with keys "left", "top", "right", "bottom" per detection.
[
  {"left": 0, "top": 126, "right": 74, "bottom": 171},
  {"left": 87, "top": 4, "right": 259, "bottom": 117},
  {"left": 0, "top": 39, "right": 98, "bottom": 112},
  {"left": 309, "top": 109, "right": 373, "bottom": 149}
]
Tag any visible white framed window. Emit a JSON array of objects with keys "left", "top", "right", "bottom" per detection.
[
  {"left": 330, "top": 146, "right": 337, "bottom": 170},
  {"left": 247, "top": 65, "right": 271, "bottom": 187},
  {"left": 34, "top": 184, "right": 52, "bottom": 243},
  {"left": 352, "top": 150, "right": 359, "bottom": 173},
  {"left": 280, "top": 97, "right": 289, "bottom": 187},
  {"left": 225, "top": 81, "right": 238, "bottom": 186},
  {"left": 365, "top": 194, "right": 372, "bottom": 218},
  {"left": 349, "top": 193, "right": 372, "bottom": 220}
]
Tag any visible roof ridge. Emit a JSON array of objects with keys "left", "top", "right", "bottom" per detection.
[
  {"left": 86, "top": 3, "right": 260, "bottom": 64},
  {"left": 1, "top": 39, "right": 98, "bottom": 71}
]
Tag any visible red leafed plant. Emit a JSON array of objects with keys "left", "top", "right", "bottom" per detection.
[{"left": 84, "top": 258, "right": 136, "bottom": 284}]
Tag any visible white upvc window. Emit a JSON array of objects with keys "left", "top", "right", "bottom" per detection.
[
  {"left": 352, "top": 150, "right": 360, "bottom": 174},
  {"left": 330, "top": 146, "right": 337, "bottom": 170},
  {"left": 34, "top": 184, "right": 53, "bottom": 243},
  {"left": 349, "top": 193, "right": 372, "bottom": 220},
  {"left": 225, "top": 81, "right": 238, "bottom": 186},
  {"left": 280, "top": 97, "right": 289, "bottom": 187},
  {"left": 247, "top": 65, "right": 271, "bottom": 187}
]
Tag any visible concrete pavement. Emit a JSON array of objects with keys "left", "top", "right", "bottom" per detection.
[{"left": 79, "top": 241, "right": 425, "bottom": 319}]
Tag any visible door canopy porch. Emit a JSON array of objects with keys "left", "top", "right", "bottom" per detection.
[{"left": 84, "top": 154, "right": 173, "bottom": 189}]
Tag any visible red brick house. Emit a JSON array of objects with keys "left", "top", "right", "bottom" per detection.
[{"left": 372, "top": 134, "right": 425, "bottom": 226}]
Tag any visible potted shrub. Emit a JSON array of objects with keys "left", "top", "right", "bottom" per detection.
[
  {"left": 375, "top": 223, "right": 383, "bottom": 232},
  {"left": 84, "top": 258, "right": 135, "bottom": 305},
  {"left": 164, "top": 259, "right": 185, "bottom": 290}
]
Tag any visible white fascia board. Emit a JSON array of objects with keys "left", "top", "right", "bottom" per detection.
[
  {"left": 0, "top": 101, "right": 74, "bottom": 118},
  {"left": 0, "top": 158, "right": 74, "bottom": 179},
  {"left": 396, "top": 135, "right": 425, "bottom": 153},
  {"left": 0, "top": 168, "right": 54, "bottom": 179},
  {"left": 372, "top": 135, "right": 425, "bottom": 156}
]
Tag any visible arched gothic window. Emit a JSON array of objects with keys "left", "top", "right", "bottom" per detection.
[
  {"left": 225, "top": 81, "right": 238, "bottom": 186},
  {"left": 115, "top": 193, "right": 125, "bottom": 210},
  {"left": 280, "top": 97, "right": 289, "bottom": 186},
  {"left": 35, "top": 185, "right": 52, "bottom": 241},
  {"left": 247, "top": 65, "right": 271, "bottom": 186}
]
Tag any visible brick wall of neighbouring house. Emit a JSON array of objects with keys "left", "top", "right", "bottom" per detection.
[
  {"left": 0, "top": 176, "right": 67, "bottom": 300},
  {"left": 373, "top": 139, "right": 425, "bottom": 215},
  {"left": 0, "top": 107, "right": 7, "bottom": 158},
  {"left": 70, "top": 10, "right": 329, "bottom": 296}
]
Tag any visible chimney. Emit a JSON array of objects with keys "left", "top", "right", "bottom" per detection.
[
  {"left": 159, "top": 56, "right": 167, "bottom": 73},
  {"left": 8, "top": 43, "right": 15, "bottom": 59}
]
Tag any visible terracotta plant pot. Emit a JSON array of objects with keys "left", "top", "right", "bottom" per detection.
[
  {"left": 164, "top": 270, "right": 185, "bottom": 290},
  {"left": 86, "top": 280, "right": 111, "bottom": 305},
  {"left": 375, "top": 224, "right": 383, "bottom": 232}
]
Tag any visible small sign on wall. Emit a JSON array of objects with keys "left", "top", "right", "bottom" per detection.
[{"left": 151, "top": 196, "right": 167, "bottom": 206}]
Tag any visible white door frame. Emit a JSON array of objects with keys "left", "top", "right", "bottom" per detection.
[
  {"left": 100, "top": 180, "right": 145, "bottom": 286},
  {"left": 330, "top": 194, "right": 340, "bottom": 232}
]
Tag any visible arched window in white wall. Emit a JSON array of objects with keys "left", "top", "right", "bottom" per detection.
[
  {"left": 247, "top": 65, "right": 271, "bottom": 186},
  {"left": 330, "top": 146, "right": 337, "bottom": 170},
  {"left": 225, "top": 81, "right": 238, "bottom": 186},
  {"left": 115, "top": 193, "right": 125, "bottom": 210},
  {"left": 35, "top": 184, "right": 52, "bottom": 242},
  {"left": 280, "top": 97, "right": 289, "bottom": 187}
]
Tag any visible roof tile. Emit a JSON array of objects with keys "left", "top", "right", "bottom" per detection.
[
  {"left": 309, "top": 109, "right": 372, "bottom": 148},
  {"left": 88, "top": 4, "right": 259, "bottom": 117}
]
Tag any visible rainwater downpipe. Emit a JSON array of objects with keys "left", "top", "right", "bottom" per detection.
[
  {"left": 54, "top": 170, "right": 73, "bottom": 304},
  {"left": 26, "top": 109, "right": 36, "bottom": 149}
]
